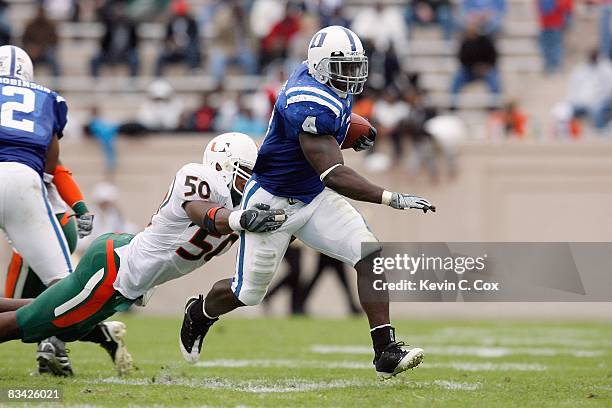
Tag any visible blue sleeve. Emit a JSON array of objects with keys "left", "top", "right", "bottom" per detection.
[
  {"left": 53, "top": 94, "right": 68, "bottom": 138},
  {"left": 284, "top": 101, "right": 341, "bottom": 138}
]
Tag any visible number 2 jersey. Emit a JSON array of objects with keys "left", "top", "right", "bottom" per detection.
[
  {"left": 113, "top": 163, "right": 239, "bottom": 300},
  {"left": 0, "top": 77, "right": 68, "bottom": 175},
  {"left": 252, "top": 62, "right": 352, "bottom": 203}
]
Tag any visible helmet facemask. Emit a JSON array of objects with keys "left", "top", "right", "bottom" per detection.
[
  {"left": 230, "top": 159, "right": 254, "bottom": 197},
  {"left": 316, "top": 54, "right": 368, "bottom": 95}
]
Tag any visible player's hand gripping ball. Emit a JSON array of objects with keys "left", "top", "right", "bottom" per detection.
[{"left": 341, "top": 113, "right": 376, "bottom": 151}]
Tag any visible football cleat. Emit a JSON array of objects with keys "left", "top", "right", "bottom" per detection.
[
  {"left": 37, "top": 337, "right": 73, "bottom": 377},
  {"left": 179, "top": 295, "right": 218, "bottom": 364},
  {"left": 98, "top": 321, "right": 133, "bottom": 376},
  {"left": 374, "top": 341, "right": 424, "bottom": 381}
]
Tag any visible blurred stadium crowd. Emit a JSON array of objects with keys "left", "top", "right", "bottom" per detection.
[{"left": 1, "top": 0, "right": 611, "bottom": 178}]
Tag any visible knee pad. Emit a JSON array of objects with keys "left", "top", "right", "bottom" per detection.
[{"left": 238, "top": 249, "right": 278, "bottom": 306}]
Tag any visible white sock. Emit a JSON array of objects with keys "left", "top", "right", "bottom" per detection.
[{"left": 201, "top": 299, "right": 217, "bottom": 320}]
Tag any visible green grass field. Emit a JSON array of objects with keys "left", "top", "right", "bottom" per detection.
[{"left": 0, "top": 316, "right": 610, "bottom": 407}]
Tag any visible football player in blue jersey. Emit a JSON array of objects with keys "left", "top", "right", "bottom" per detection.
[
  {"left": 0, "top": 46, "right": 122, "bottom": 376},
  {"left": 180, "top": 26, "right": 436, "bottom": 380}
]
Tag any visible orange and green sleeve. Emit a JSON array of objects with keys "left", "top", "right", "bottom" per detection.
[{"left": 53, "top": 164, "right": 89, "bottom": 216}]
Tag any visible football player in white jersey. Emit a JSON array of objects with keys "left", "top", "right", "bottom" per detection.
[
  {"left": 0, "top": 133, "right": 287, "bottom": 376},
  {"left": 178, "top": 26, "right": 435, "bottom": 380}
]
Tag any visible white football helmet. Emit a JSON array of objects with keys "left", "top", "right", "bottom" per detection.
[
  {"left": 307, "top": 25, "right": 368, "bottom": 96},
  {"left": 0, "top": 45, "right": 34, "bottom": 82},
  {"left": 202, "top": 132, "right": 258, "bottom": 196}
]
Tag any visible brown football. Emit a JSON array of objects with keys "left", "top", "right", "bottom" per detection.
[{"left": 341, "top": 113, "right": 374, "bottom": 150}]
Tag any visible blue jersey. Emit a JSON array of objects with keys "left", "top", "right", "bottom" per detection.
[
  {"left": 253, "top": 62, "right": 352, "bottom": 203},
  {"left": 0, "top": 77, "right": 68, "bottom": 175}
]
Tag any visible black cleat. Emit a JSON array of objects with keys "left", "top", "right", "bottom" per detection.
[
  {"left": 179, "top": 295, "right": 218, "bottom": 364},
  {"left": 37, "top": 337, "right": 73, "bottom": 377},
  {"left": 374, "top": 341, "right": 424, "bottom": 380}
]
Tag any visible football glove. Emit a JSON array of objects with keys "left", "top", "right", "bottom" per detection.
[
  {"left": 388, "top": 193, "right": 436, "bottom": 213},
  {"left": 240, "top": 203, "right": 287, "bottom": 233},
  {"left": 353, "top": 127, "right": 377, "bottom": 152},
  {"left": 75, "top": 213, "right": 95, "bottom": 238}
]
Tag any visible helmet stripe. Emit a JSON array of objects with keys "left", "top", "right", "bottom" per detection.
[
  {"left": 339, "top": 27, "right": 357, "bottom": 52},
  {"left": 9, "top": 45, "right": 15, "bottom": 77}
]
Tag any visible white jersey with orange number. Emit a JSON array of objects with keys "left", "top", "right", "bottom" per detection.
[{"left": 113, "top": 163, "right": 238, "bottom": 300}]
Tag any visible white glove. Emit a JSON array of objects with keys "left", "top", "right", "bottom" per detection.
[
  {"left": 76, "top": 213, "right": 95, "bottom": 238},
  {"left": 383, "top": 191, "right": 436, "bottom": 213}
]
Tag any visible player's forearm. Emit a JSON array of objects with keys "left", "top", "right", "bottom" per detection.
[
  {"left": 53, "top": 163, "right": 88, "bottom": 215},
  {"left": 211, "top": 208, "right": 233, "bottom": 235},
  {"left": 323, "top": 165, "right": 384, "bottom": 204},
  {"left": 184, "top": 201, "right": 234, "bottom": 235}
]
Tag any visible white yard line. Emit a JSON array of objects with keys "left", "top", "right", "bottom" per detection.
[
  {"left": 430, "top": 380, "right": 481, "bottom": 391},
  {"left": 310, "top": 344, "right": 604, "bottom": 358},
  {"left": 87, "top": 375, "right": 483, "bottom": 393},
  {"left": 196, "top": 359, "right": 547, "bottom": 372},
  {"left": 92, "top": 377, "right": 366, "bottom": 393}
]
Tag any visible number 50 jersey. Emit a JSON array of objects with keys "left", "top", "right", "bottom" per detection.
[
  {"left": 113, "top": 163, "right": 239, "bottom": 300},
  {"left": 0, "top": 78, "right": 68, "bottom": 175}
]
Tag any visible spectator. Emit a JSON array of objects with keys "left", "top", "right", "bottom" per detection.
[
  {"left": 450, "top": 20, "right": 501, "bottom": 110},
  {"left": 321, "top": 5, "right": 351, "bottom": 28},
  {"left": 407, "top": 0, "right": 455, "bottom": 41},
  {"left": 85, "top": 106, "right": 119, "bottom": 176},
  {"left": 231, "top": 101, "right": 268, "bottom": 137},
  {"left": 0, "top": 1, "right": 10, "bottom": 46},
  {"left": 43, "top": 0, "right": 78, "bottom": 21},
  {"left": 424, "top": 115, "right": 466, "bottom": 180},
  {"left": 137, "top": 80, "right": 184, "bottom": 132},
  {"left": 188, "top": 92, "right": 218, "bottom": 132},
  {"left": 261, "top": 66, "right": 287, "bottom": 116},
  {"left": 353, "top": 87, "right": 377, "bottom": 120},
  {"left": 76, "top": 182, "right": 137, "bottom": 255},
  {"left": 155, "top": 0, "right": 200, "bottom": 76},
  {"left": 209, "top": 0, "right": 257, "bottom": 82},
  {"left": 250, "top": 0, "right": 285, "bottom": 40},
  {"left": 399, "top": 88, "right": 438, "bottom": 168},
  {"left": 601, "top": 0, "right": 612, "bottom": 59},
  {"left": 567, "top": 49, "right": 612, "bottom": 131},
  {"left": 259, "top": 2, "right": 302, "bottom": 70},
  {"left": 487, "top": 101, "right": 528, "bottom": 139},
  {"left": 352, "top": 2, "right": 409, "bottom": 55},
  {"left": 301, "top": 253, "right": 361, "bottom": 315},
  {"left": 214, "top": 90, "right": 239, "bottom": 132},
  {"left": 460, "top": 0, "right": 506, "bottom": 36},
  {"left": 90, "top": 1, "right": 140, "bottom": 77},
  {"left": 372, "top": 88, "right": 410, "bottom": 160},
  {"left": 22, "top": 5, "right": 61, "bottom": 77},
  {"left": 537, "top": 0, "right": 572, "bottom": 74}
]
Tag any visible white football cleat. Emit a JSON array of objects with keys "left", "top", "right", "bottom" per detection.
[
  {"left": 99, "top": 321, "right": 133, "bottom": 376},
  {"left": 375, "top": 343, "right": 424, "bottom": 381}
]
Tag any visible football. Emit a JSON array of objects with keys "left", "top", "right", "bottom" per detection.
[{"left": 341, "top": 113, "right": 375, "bottom": 150}]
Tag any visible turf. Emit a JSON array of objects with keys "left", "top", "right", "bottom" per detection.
[{"left": 0, "top": 316, "right": 610, "bottom": 407}]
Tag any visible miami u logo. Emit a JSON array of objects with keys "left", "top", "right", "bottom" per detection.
[{"left": 210, "top": 142, "right": 231, "bottom": 152}]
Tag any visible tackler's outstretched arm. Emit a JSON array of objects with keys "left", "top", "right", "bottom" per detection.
[{"left": 183, "top": 201, "right": 287, "bottom": 235}]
